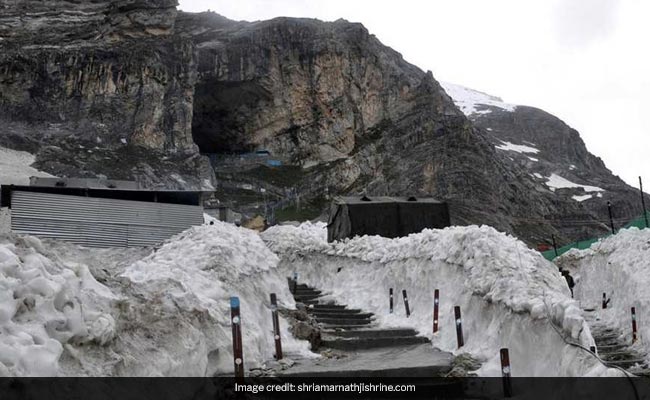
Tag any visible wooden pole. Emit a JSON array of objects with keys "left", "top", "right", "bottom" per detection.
[
  {"left": 552, "top": 235, "right": 558, "bottom": 257},
  {"left": 402, "top": 289, "right": 411, "bottom": 318},
  {"left": 230, "top": 296, "right": 244, "bottom": 380},
  {"left": 270, "top": 293, "right": 283, "bottom": 360},
  {"left": 500, "top": 348, "right": 512, "bottom": 398},
  {"left": 632, "top": 307, "right": 638, "bottom": 343},
  {"left": 607, "top": 201, "right": 616, "bottom": 235},
  {"left": 641, "top": 177, "right": 648, "bottom": 228},
  {"left": 433, "top": 289, "right": 440, "bottom": 333},
  {"left": 454, "top": 306, "right": 464, "bottom": 348}
]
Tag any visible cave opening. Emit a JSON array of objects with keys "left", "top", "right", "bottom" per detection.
[{"left": 191, "top": 77, "right": 272, "bottom": 155}]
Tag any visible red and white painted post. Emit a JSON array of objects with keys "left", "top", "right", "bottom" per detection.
[
  {"left": 389, "top": 288, "right": 394, "bottom": 314},
  {"left": 500, "top": 348, "right": 512, "bottom": 398},
  {"left": 403, "top": 289, "right": 411, "bottom": 318},
  {"left": 230, "top": 296, "right": 244, "bottom": 380},
  {"left": 433, "top": 289, "right": 440, "bottom": 333},
  {"left": 270, "top": 293, "right": 283, "bottom": 360},
  {"left": 632, "top": 307, "right": 638, "bottom": 343},
  {"left": 454, "top": 306, "right": 464, "bottom": 348}
]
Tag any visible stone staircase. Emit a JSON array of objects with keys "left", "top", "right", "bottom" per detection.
[
  {"left": 282, "top": 281, "right": 453, "bottom": 378},
  {"left": 583, "top": 308, "right": 650, "bottom": 376},
  {"left": 292, "top": 283, "right": 430, "bottom": 351}
]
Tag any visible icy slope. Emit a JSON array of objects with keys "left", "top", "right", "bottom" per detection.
[
  {"left": 263, "top": 223, "right": 613, "bottom": 376},
  {"left": 0, "top": 221, "right": 312, "bottom": 376},
  {"left": 557, "top": 228, "right": 650, "bottom": 362}
]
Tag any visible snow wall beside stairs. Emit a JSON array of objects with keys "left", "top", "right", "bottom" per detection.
[
  {"left": 557, "top": 227, "right": 650, "bottom": 366},
  {"left": 0, "top": 221, "right": 313, "bottom": 377},
  {"left": 262, "top": 222, "right": 615, "bottom": 376}
]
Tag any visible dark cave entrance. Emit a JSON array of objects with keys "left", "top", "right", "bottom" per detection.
[{"left": 191, "top": 77, "right": 273, "bottom": 154}]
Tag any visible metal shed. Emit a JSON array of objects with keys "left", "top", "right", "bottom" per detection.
[
  {"left": 0, "top": 182, "right": 207, "bottom": 248},
  {"left": 327, "top": 196, "right": 450, "bottom": 242}
]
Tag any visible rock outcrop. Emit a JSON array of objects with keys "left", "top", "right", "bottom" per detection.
[{"left": 0, "top": 0, "right": 212, "bottom": 189}]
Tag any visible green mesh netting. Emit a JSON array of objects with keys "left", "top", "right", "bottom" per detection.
[{"left": 541, "top": 211, "right": 649, "bottom": 261}]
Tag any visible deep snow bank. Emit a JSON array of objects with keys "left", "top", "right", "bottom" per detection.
[
  {"left": 0, "top": 221, "right": 311, "bottom": 376},
  {"left": 121, "top": 221, "right": 313, "bottom": 375},
  {"left": 557, "top": 227, "right": 650, "bottom": 362},
  {"left": 263, "top": 222, "right": 610, "bottom": 376},
  {"left": 0, "top": 235, "right": 116, "bottom": 376}
]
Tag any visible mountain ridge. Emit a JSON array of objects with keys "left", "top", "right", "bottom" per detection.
[{"left": 0, "top": 3, "right": 645, "bottom": 246}]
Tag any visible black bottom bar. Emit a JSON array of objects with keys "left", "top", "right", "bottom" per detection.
[{"left": 1, "top": 378, "right": 647, "bottom": 400}]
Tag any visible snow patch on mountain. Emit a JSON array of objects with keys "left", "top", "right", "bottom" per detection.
[
  {"left": 441, "top": 82, "right": 517, "bottom": 116},
  {"left": 545, "top": 174, "right": 604, "bottom": 193},
  {"left": 0, "top": 146, "right": 55, "bottom": 185},
  {"left": 572, "top": 194, "right": 593, "bottom": 202},
  {"left": 495, "top": 141, "right": 540, "bottom": 154}
]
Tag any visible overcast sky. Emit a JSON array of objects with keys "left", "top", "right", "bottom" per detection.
[{"left": 179, "top": 0, "right": 649, "bottom": 188}]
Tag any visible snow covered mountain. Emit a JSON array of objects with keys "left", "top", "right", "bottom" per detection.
[{"left": 440, "top": 82, "right": 647, "bottom": 245}]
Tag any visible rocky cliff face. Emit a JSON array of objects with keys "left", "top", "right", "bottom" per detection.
[
  {"left": 0, "top": 4, "right": 644, "bottom": 245},
  {"left": 0, "top": 0, "right": 213, "bottom": 189}
]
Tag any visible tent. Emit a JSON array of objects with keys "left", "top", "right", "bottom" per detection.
[{"left": 327, "top": 196, "right": 450, "bottom": 242}]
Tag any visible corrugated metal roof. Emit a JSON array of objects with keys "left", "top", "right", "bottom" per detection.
[{"left": 11, "top": 191, "right": 203, "bottom": 248}]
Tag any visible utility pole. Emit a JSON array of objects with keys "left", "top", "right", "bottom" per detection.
[
  {"left": 640, "top": 176, "right": 648, "bottom": 228},
  {"left": 607, "top": 201, "right": 616, "bottom": 235}
]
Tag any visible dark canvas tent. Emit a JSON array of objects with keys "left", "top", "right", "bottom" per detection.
[{"left": 327, "top": 196, "right": 450, "bottom": 242}]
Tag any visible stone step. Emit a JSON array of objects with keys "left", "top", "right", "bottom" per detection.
[
  {"left": 293, "top": 293, "right": 322, "bottom": 301},
  {"left": 310, "top": 311, "right": 374, "bottom": 319},
  {"left": 320, "top": 324, "right": 375, "bottom": 330},
  {"left": 592, "top": 329, "right": 619, "bottom": 336},
  {"left": 321, "top": 335, "right": 430, "bottom": 351},
  {"left": 597, "top": 344, "right": 628, "bottom": 351},
  {"left": 605, "top": 359, "right": 647, "bottom": 369},
  {"left": 309, "top": 304, "right": 347, "bottom": 310},
  {"left": 294, "top": 289, "right": 322, "bottom": 296},
  {"left": 594, "top": 333, "right": 622, "bottom": 341},
  {"left": 601, "top": 352, "right": 644, "bottom": 361},
  {"left": 317, "top": 317, "right": 373, "bottom": 325},
  {"left": 323, "top": 328, "right": 419, "bottom": 338},
  {"left": 295, "top": 284, "right": 313, "bottom": 290},
  {"left": 595, "top": 339, "right": 622, "bottom": 347},
  {"left": 308, "top": 307, "right": 360, "bottom": 313}
]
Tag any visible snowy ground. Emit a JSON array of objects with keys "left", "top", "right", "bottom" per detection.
[
  {"left": 0, "top": 220, "right": 313, "bottom": 376},
  {"left": 262, "top": 222, "right": 618, "bottom": 376},
  {"left": 557, "top": 227, "right": 650, "bottom": 365},
  {"left": 0, "top": 146, "right": 54, "bottom": 185}
]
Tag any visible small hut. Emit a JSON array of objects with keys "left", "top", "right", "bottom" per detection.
[{"left": 327, "top": 196, "right": 450, "bottom": 242}]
